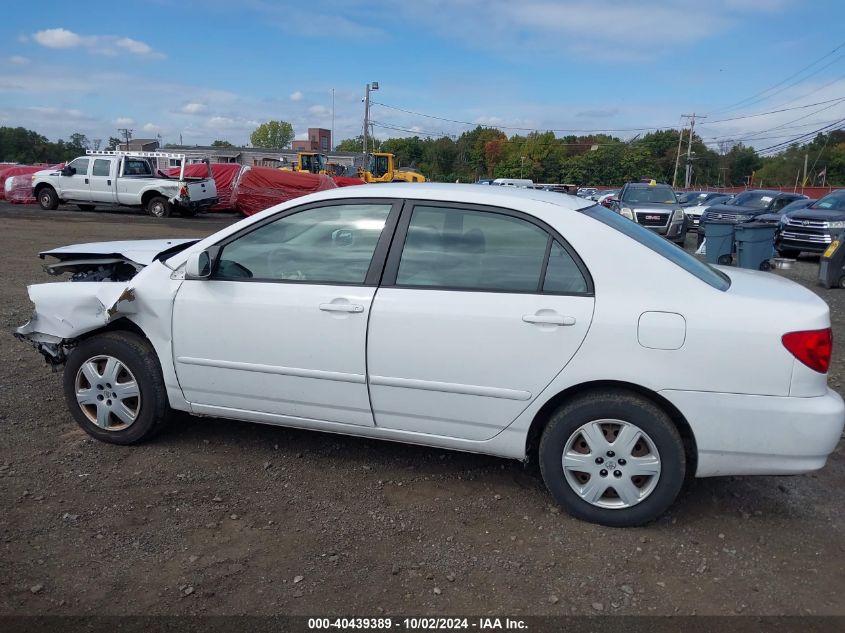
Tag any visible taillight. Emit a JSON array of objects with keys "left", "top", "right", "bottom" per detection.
[{"left": 782, "top": 328, "right": 832, "bottom": 374}]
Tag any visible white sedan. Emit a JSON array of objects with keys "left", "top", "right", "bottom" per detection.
[{"left": 16, "top": 184, "right": 844, "bottom": 527}]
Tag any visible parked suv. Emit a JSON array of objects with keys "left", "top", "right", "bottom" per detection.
[
  {"left": 698, "top": 190, "right": 808, "bottom": 246},
  {"left": 776, "top": 190, "right": 845, "bottom": 257},
  {"left": 612, "top": 181, "right": 687, "bottom": 244}
]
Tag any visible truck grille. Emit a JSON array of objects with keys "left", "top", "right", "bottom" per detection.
[
  {"left": 635, "top": 212, "right": 669, "bottom": 227},
  {"left": 703, "top": 211, "right": 739, "bottom": 222},
  {"left": 781, "top": 218, "right": 834, "bottom": 245}
]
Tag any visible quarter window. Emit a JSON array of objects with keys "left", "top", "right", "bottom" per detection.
[
  {"left": 92, "top": 159, "right": 110, "bottom": 177},
  {"left": 215, "top": 203, "right": 392, "bottom": 284},
  {"left": 396, "top": 206, "right": 554, "bottom": 292},
  {"left": 544, "top": 240, "right": 588, "bottom": 293}
]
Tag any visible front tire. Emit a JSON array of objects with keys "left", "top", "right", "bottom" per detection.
[
  {"left": 146, "top": 195, "right": 171, "bottom": 218},
  {"left": 63, "top": 331, "right": 170, "bottom": 445},
  {"left": 37, "top": 187, "right": 59, "bottom": 210},
  {"left": 539, "top": 391, "right": 686, "bottom": 527}
]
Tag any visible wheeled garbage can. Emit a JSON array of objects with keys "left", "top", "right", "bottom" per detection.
[
  {"left": 734, "top": 222, "right": 777, "bottom": 271},
  {"left": 702, "top": 220, "right": 735, "bottom": 265},
  {"left": 818, "top": 229, "right": 845, "bottom": 288}
]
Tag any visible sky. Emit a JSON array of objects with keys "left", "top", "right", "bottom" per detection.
[{"left": 1, "top": 0, "right": 844, "bottom": 152}]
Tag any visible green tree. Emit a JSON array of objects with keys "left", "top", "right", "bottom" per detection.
[
  {"left": 249, "top": 120, "right": 294, "bottom": 149},
  {"left": 107, "top": 136, "right": 122, "bottom": 150},
  {"left": 211, "top": 139, "right": 234, "bottom": 148}
]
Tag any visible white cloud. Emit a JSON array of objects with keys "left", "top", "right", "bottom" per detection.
[
  {"left": 9, "top": 55, "right": 30, "bottom": 65},
  {"left": 142, "top": 122, "right": 159, "bottom": 132},
  {"left": 115, "top": 117, "right": 135, "bottom": 125},
  {"left": 289, "top": 91, "right": 304, "bottom": 101},
  {"left": 294, "top": 132, "right": 308, "bottom": 141},
  {"left": 115, "top": 37, "right": 152, "bottom": 55},
  {"left": 31, "top": 28, "right": 164, "bottom": 58},
  {"left": 33, "top": 28, "right": 84, "bottom": 48},
  {"left": 181, "top": 102, "right": 207, "bottom": 114},
  {"left": 309, "top": 104, "right": 330, "bottom": 116}
]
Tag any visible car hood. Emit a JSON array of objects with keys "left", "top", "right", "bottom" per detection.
[
  {"left": 40, "top": 238, "right": 199, "bottom": 267},
  {"left": 789, "top": 208, "right": 845, "bottom": 222},
  {"left": 705, "top": 203, "right": 766, "bottom": 215}
]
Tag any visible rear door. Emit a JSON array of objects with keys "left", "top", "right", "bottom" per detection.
[
  {"left": 89, "top": 158, "right": 116, "bottom": 203},
  {"left": 366, "top": 201, "right": 595, "bottom": 441}
]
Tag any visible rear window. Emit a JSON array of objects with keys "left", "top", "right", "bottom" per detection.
[{"left": 579, "top": 205, "right": 731, "bottom": 291}]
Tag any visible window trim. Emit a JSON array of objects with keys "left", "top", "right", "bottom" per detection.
[
  {"left": 207, "top": 198, "right": 404, "bottom": 287},
  {"left": 380, "top": 200, "right": 594, "bottom": 296}
]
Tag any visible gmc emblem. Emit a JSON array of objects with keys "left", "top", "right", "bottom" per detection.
[{"left": 645, "top": 215, "right": 661, "bottom": 221}]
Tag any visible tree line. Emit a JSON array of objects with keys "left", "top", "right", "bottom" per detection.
[{"left": 3, "top": 123, "right": 843, "bottom": 187}]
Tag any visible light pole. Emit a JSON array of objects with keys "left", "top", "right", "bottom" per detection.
[
  {"left": 520, "top": 156, "right": 526, "bottom": 179},
  {"left": 363, "top": 81, "right": 379, "bottom": 165}
]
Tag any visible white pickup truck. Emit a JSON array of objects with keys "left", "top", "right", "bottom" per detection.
[{"left": 32, "top": 151, "right": 218, "bottom": 218}]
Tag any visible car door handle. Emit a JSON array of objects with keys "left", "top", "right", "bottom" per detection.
[
  {"left": 84, "top": 178, "right": 89, "bottom": 184},
  {"left": 107, "top": 179, "right": 111, "bottom": 186},
  {"left": 522, "top": 314, "right": 576, "bottom": 326},
  {"left": 319, "top": 303, "right": 364, "bottom": 313}
]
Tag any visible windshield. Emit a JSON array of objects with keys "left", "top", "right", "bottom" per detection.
[
  {"left": 621, "top": 186, "right": 677, "bottom": 204},
  {"left": 811, "top": 191, "right": 845, "bottom": 211},
  {"left": 731, "top": 192, "right": 774, "bottom": 209},
  {"left": 579, "top": 204, "right": 730, "bottom": 291}
]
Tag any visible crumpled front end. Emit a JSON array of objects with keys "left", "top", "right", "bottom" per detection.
[{"left": 15, "top": 282, "right": 137, "bottom": 366}]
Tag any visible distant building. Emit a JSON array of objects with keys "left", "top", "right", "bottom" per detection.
[
  {"left": 120, "top": 138, "right": 160, "bottom": 152},
  {"left": 292, "top": 128, "right": 332, "bottom": 152},
  {"left": 162, "top": 144, "right": 358, "bottom": 174}
]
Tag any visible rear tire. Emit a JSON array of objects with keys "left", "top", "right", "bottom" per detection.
[
  {"left": 37, "top": 187, "right": 59, "bottom": 210},
  {"left": 539, "top": 390, "right": 686, "bottom": 527},
  {"left": 146, "top": 196, "right": 171, "bottom": 218},
  {"left": 63, "top": 331, "right": 170, "bottom": 445},
  {"left": 77, "top": 204, "right": 96, "bottom": 212},
  {"left": 717, "top": 254, "right": 732, "bottom": 265}
]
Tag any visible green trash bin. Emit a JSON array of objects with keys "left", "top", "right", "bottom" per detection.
[
  {"left": 735, "top": 222, "right": 777, "bottom": 271},
  {"left": 702, "top": 220, "right": 735, "bottom": 265}
]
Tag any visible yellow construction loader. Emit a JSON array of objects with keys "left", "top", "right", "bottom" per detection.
[
  {"left": 359, "top": 152, "right": 426, "bottom": 183},
  {"left": 281, "top": 152, "right": 329, "bottom": 175}
]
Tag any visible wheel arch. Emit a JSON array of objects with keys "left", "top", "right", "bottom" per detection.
[
  {"left": 140, "top": 189, "right": 164, "bottom": 207},
  {"left": 525, "top": 379, "right": 698, "bottom": 477}
]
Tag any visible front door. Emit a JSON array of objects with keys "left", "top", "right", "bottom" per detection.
[
  {"left": 367, "top": 202, "right": 595, "bottom": 441},
  {"left": 89, "top": 158, "right": 116, "bottom": 203},
  {"left": 172, "top": 200, "right": 399, "bottom": 426},
  {"left": 60, "top": 157, "right": 91, "bottom": 201}
]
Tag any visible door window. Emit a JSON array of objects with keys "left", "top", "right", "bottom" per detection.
[
  {"left": 67, "top": 158, "right": 89, "bottom": 176},
  {"left": 215, "top": 203, "right": 392, "bottom": 284},
  {"left": 396, "top": 206, "right": 552, "bottom": 292},
  {"left": 92, "top": 159, "right": 111, "bottom": 177}
]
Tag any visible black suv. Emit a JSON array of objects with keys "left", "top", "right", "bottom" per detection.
[
  {"left": 612, "top": 182, "right": 687, "bottom": 245},
  {"left": 698, "top": 190, "right": 808, "bottom": 246},
  {"left": 776, "top": 190, "right": 845, "bottom": 257}
]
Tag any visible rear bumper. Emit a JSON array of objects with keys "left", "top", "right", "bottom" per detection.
[
  {"left": 659, "top": 388, "right": 844, "bottom": 477},
  {"left": 176, "top": 197, "right": 219, "bottom": 209}
]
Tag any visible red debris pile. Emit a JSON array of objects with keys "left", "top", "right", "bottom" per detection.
[
  {"left": 333, "top": 175, "right": 366, "bottom": 187},
  {"left": 232, "top": 166, "right": 337, "bottom": 217}
]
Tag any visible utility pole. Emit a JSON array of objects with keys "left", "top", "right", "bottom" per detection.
[
  {"left": 680, "top": 113, "right": 706, "bottom": 189},
  {"left": 331, "top": 88, "right": 335, "bottom": 152},
  {"left": 520, "top": 156, "right": 526, "bottom": 179},
  {"left": 672, "top": 127, "right": 685, "bottom": 189},
  {"left": 803, "top": 153, "right": 809, "bottom": 188},
  {"left": 117, "top": 128, "right": 133, "bottom": 150},
  {"left": 363, "top": 81, "right": 378, "bottom": 166}
]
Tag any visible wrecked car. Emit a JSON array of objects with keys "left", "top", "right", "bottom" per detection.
[{"left": 16, "top": 183, "right": 845, "bottom": 527}]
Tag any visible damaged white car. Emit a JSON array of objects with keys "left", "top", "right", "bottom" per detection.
[{"left": 16, "top": 184, "right": 845, "bottom": 527}]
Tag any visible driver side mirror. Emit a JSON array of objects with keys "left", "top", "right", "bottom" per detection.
[
  {"left": 61, "top": 165, "right": 75, "bottom": 177},
  {"left": 185, "top": 251, "right": 212, "bottom": 280}
]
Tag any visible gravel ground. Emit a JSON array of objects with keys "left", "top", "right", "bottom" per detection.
[{"left": 0, "top": 202, "right": 843, "bottom": 617}]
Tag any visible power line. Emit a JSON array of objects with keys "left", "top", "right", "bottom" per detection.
[
  {"left": 707, "top": 39, "right": 845, "bottom": 115},
  {"left": 707, "top": 96, "right": 845, "bottom": 124},
  {"left": 756, "top": 118, "right": 845, "bottom": 156}
]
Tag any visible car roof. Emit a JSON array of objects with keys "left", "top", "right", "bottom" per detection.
[{"left": 296, "top": 182, "right": 597, "bottom": 211}]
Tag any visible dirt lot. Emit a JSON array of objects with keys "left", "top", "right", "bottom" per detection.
[{"left": 0, "top": 202, "right": 843, "bottom": 617}]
